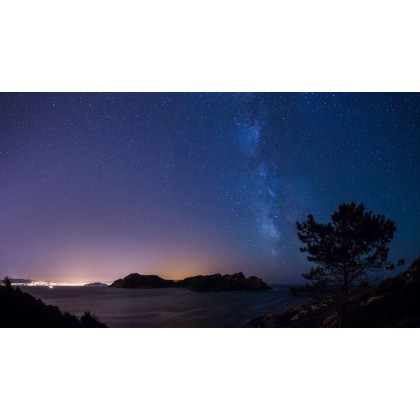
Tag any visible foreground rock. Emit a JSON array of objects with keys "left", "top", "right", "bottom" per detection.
[
  {"left": 250, "top": 255, "right": 420, "bottom": 328},
  {"left": 109, "top": 272, "right": 271, "bottom": 292},
  {"left": 0, "top": 285, "right": 106, "bottom": 328}
]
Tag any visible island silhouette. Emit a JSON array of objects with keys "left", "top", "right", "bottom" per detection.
[{"left": 109, "top": 272, "right": 272, "bottom": 291}]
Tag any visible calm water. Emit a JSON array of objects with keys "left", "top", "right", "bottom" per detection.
[{"left": 22, "top": 285, "right": 301, "bottom": 327}]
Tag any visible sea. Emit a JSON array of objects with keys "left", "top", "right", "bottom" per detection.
[{"left": 21, "top": 284, "right": 302, "bottom": 327}]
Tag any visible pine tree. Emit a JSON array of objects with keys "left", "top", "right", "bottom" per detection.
[{"left": 296, "top": 202, "right": 404, "bottom": 327}]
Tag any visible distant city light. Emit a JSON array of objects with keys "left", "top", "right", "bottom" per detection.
[{"left": 11, "top": 281, "right": 88, "bottom": 287}]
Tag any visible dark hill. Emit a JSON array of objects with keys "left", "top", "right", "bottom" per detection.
[
  {"left": 0, "top": 284, "right": 106, "bottom": 328},
  {"left": 176, "top": 272, "right": 272, "bottom": 292},
  {"left": 250, "top": 255, "right": 420, "bottom": 328},
  {"left": 109, "top": 272, "right": 271, "bottom": 291},
  {"left": 110, "top": 273, "right": 175, "bottom": 288}
]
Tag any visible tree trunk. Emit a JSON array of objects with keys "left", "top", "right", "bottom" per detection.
[
  {"left": 338, "top": 274, "right": 348, "bottom": 328},
  {"left": 338, "top": 292, "right": 346, "bottom": 327}
]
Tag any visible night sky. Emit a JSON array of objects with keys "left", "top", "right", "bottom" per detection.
[{"left": 0, "top": 93, "right": 419, "bottom": 283}]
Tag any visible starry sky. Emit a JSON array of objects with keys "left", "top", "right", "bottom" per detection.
[{"left": 0, "top": 93, "right": 419, "bottom": 283}]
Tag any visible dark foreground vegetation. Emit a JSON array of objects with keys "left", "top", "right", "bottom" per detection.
[
  {"left": 250, "top": 256, "right": 420, "bottom": 327},
  {"left": 295, "top": 202, "right": 404, "bottom": 327},
  {"left": 0, "top": 281, "right": 106, "bottom": 328},
  {"left": 110, "top": 272, "right": 272, "bottom": 291},
  {"left": 252, "top": 202, "right": 417, "bottom": 328}
]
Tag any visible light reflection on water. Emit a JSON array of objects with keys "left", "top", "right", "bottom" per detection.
[{"left": 22, "top": 285, "right": 302, "bottom": 327}]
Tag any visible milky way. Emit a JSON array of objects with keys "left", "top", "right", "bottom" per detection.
[
  {"left": 235, "top": 95, "right": 282, "bottom": 245},
  {"left": 0, "top": 93, "right": 419, "bottom": 283}
]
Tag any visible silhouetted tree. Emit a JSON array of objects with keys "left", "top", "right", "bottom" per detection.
[
  {"left": 3, "top": 276, "right": 12, "bottom": 288},
  {"left": 296, "top": 202, "right": 404, "bottom": 327}
]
